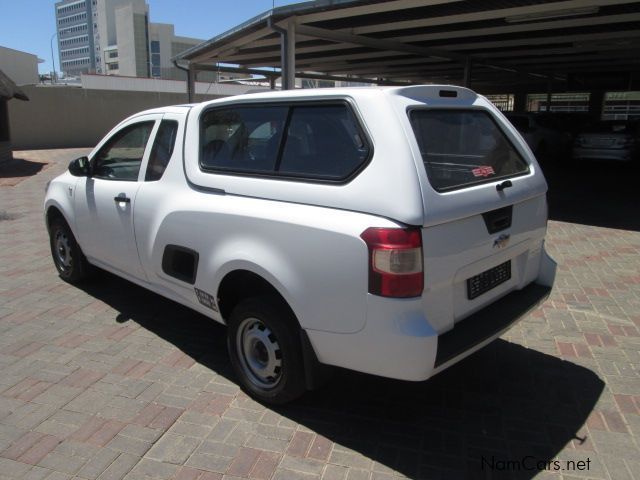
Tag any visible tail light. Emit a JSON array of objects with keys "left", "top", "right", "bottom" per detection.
[{"left": 360, "top": 227, "right": 423, "bottom": 298}]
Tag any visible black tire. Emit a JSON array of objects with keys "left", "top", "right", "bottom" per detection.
[
  {"left": 48, "top": 218, "right": 91, "bottom": 283},
  {"left": 227, "top": 295, "right": 306, "bottom": 404}
]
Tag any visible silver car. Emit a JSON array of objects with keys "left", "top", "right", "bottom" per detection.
[{"left": 573, "top": 120, "right": 640, "bottom": 162}]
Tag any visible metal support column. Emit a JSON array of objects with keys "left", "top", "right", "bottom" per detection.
[
  {"left": 588, "top": 91, "right": 605, "bottom": 119},
  {"left": 271, "top": 18, "right": 296, "bottom": 90},
  {"left": 285, "top": 20, "right": 296, "bottom": 90},
  {"left": 187, "top": 64, "right": 196, "bottom": 103},
  {"left": 513, "top": 91, "right": 527, "bottom": 113},
  {"left": 545, "top": 77, "right": 553, "bottom": 112},
  {"left": 463, "top": 58, "right": 472, "bottom": 87}
]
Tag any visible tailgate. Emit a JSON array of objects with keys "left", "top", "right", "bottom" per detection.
[
  {"left": 421, "top": 195, "right": 547, "bottom": 334},
  {"left": 399, "top": 88, "right": 549, "bottom": 334}
]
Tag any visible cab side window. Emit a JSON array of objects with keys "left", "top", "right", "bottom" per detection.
[
  {"left": 199, "top": 103, "right": 370, "bottom": 182},
  {"left": 146, "top": 120, "right": 179, "bottom": 181},
  {"left": 93, "top": 121, "right": 154, "bottom": 181},
  {"left": 200, "top": 106, "right": 288, "bottom": 174}
]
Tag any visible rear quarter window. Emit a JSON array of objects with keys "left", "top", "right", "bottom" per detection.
[
  {"left": 410, "top": 109, "right": 530, "bottom": 192},
  {"left": 278, "top": 105, "right": 370, "bottom": 180}
]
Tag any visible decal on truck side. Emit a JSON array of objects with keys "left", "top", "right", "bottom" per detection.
[{"left": 195, "top": 287, "right": 219, "bottom": 312}]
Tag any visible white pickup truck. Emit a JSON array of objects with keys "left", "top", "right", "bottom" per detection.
[{"left": 44, "top": 85, "right": 556, "bottom": 404}]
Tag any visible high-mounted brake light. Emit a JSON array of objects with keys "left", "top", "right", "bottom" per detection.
[{"left": 360, "top": 227, "right": 423, "bottom": 298}]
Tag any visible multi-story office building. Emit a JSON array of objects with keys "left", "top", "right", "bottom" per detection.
[
  {"left": 55, "top": 0, "right": 204, "bottom": 80},
  {"left": 147, "top": 23, "right": 202, "bottom": 80},
  {"left": 93, "top": 0, "right": 150, "bottom": 76},
  {"left": 55, "top": 0, "right": 96, "bottom": 77}
]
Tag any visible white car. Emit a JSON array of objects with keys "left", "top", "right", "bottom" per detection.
[{"left": 44, "top": 85, "right": 556, "bottom": 404}]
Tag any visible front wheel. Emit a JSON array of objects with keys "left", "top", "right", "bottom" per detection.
[
  {"left": 227, "top": 296, "right": 306, "bottom": 404},
  {"left": 48, "top": 218, "right": 91, "bottom": 283}
]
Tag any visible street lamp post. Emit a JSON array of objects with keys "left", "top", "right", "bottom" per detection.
[{"left": 50, "top": 32, "right": 58, "bottom": 84}]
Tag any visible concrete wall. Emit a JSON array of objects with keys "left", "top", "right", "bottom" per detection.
[
  {"left": 7, "top": 85, "right": 223, "bottom": 150},
  {"left": 0, "top": 47, "right": 39, "bottom": 86},
  {"left": 80, "top": 73, "right": 270, "bottom": 95}
]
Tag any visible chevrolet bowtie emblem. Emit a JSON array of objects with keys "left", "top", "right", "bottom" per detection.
[{"left": 493, "top": 233, "right": 510, "bottom": 249}]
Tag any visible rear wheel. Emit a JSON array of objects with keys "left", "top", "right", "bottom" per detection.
[
  {"left": 227, "top": 296, "right": 306, "bottom": 404},
  {"left": 49, "top": 218, "right": 91, "bottom": 283}
]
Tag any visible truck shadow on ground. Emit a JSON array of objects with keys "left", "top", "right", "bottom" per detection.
[{"left": 79, "top": 272, "right": 604, "bottom": 480}]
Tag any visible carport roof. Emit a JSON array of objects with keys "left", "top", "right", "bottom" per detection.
[{"left": 177, "top": 0, "right": 640, "bottom": 91}]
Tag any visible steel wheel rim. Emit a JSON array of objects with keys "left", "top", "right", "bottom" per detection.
[
  {"left": 54, "top": 230, "right": 72, "bottom": 272},
  {"left": 236, "top": 317, "right": 282, "bottom": 389}
]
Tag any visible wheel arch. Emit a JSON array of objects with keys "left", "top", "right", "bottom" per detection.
[
  {"left": 45, "top": 202, "right": 74, "bottom": 234},
  {"left": 215, "top": 268, "right": 297, "bottom": 325},
  {"left": 216, "top": 266, "right": 330, "bottom": 391}
]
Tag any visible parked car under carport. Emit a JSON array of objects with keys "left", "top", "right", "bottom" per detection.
[
  {"left": 572, "top": 120, "right": 640, "bottom": 163},
  {"left": 505, "top": 113, "right": 572, "bottom": 161}
]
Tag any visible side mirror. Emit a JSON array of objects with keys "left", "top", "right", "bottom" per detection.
[{"left": 68, "top": 156, "right": 91, "bottom": 177}]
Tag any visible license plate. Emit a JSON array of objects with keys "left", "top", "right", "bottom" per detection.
[{"left": 467, "top": 260, "right": 511, "bottom": 300}]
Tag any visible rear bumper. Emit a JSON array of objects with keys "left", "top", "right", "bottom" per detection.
[
  {"left": 306, "top": 249, "right": 556, "bottom": 381},
  {"left": 434, "top": 283, "right": 551, "bottom": 369}
]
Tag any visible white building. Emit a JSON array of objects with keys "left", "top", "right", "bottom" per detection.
[
  {"left": 55, "top": 0, "right": 205, "bottom": 79},
  {"left": 148, "top": 23, "right": 202, "bottom": 80}
]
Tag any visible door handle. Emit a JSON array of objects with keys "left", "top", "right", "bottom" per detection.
[
  {"left": 496, "top": 180, "right": 513, "bottom": 192},
  {"left": 114, "top": 195, "right": 130, "bottom": 204}
]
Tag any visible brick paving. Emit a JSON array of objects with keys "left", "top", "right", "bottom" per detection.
[{"left": 0, "top": 148, "right": 639, "bottom": 480}]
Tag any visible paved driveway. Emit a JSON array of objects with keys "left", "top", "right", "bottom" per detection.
[{"left": 0, "top": 149, "right": 638, "bottom": 480}]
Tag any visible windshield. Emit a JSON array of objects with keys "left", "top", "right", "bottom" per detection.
[{"left": 409, "top": 109, "right": 530, "bottom": 192}]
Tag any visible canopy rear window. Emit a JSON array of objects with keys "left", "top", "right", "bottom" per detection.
[{"left": 409, "top": 109, "right": 530, "bottom": 192}]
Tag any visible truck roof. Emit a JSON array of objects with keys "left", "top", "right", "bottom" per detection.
[
  {"left": 132, "top": 104, "right": 195, "bottom": 116},
  {"left": 133, "top": 85, "right": 477, "bottom": 116},
  {"left": 199, "top": 84, "right": 476, "bottom": 106}
]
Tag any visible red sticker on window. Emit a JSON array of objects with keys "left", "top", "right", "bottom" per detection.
[{"left": 472, "top": 166, "right": 495, "bottom": 177}]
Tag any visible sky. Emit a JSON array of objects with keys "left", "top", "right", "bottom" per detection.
[{"left": 0, "top": 0, "right": 301, "bottom": 74}]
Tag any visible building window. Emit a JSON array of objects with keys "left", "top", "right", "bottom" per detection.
[
  {"left": 108, "top": 63, "right": 119, "bottom": 70},
  {"left": 150, "top": 40, "right": 160, "bottom": 54},
  {"left": 57, "top": 12, "right": 87, "bottom": 25}
]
